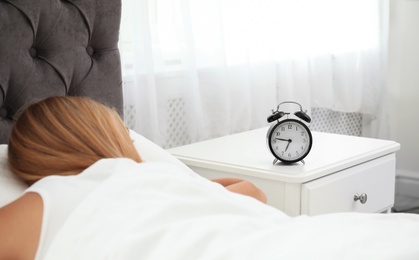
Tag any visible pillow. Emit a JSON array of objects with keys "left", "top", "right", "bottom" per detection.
[
  {"left": 0, "top": 144, "right": 28, "bottom": 207},
  {"left": 0, "top": 130, "right": 192, "bottom": 207},
  {"left": 128, "top": 129, "right": 193, "bottom": 174}
]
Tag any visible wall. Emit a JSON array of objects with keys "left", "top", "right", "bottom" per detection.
[{"left": 388, "top": 0, "right": 419, "bottom": 197}]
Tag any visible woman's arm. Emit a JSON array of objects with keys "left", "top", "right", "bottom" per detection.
[
  {"left": 211, "top": 178, "right": 267, "bottom": 204},
  {"left": 0, "top": 192, "right": 43, "bottom": 260}
]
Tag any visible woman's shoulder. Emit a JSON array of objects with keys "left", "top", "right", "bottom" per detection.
[{"left": 0, "top": 192, "right": 43, "bottom": 260}]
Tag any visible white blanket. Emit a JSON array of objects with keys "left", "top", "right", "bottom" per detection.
[{"left": 44, "top": 159, "right": 419, "bottom": 260}]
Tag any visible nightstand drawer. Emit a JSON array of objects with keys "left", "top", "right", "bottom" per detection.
[{"left": 301, "top": 154, "right": 396, "bottom": 215}]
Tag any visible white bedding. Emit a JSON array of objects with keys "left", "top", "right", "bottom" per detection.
[
  {"left": 42, "top": 159, "right": 419, "bottom": 260},
  {"left": 2, "top": 131, "right": 419, "bottom": 259}
]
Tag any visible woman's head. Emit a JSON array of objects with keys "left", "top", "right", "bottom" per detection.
[{"left": 8, "top": 96, "right": 142, "bottom": 185}]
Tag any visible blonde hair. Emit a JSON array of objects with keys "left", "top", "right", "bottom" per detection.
[{"left": 8, "top": 96, "right": 142, "bottom": 185}]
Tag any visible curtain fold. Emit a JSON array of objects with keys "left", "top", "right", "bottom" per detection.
[{"left": 120, "top": 0, "right": 389, "bottom": 147}]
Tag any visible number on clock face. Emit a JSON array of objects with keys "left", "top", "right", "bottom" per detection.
[{"left": 268, "top": 119, "right": 312, "bottom": 163}]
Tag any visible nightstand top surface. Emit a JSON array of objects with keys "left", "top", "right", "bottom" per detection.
[{"left": 168, "top": 127, "right": 400, "bottom": 183}]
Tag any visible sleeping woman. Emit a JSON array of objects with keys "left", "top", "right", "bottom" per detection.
[
  {"left": 0, "top": 96, "right": 269, "bottom": 260},
  {"left": 1, "top": 96, "right": 419, "bottom": 260}
]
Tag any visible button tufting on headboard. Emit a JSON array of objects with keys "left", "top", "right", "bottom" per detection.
[
  {"left": 86, "top": 46, "right": 94, "bottom": 56},
  {"left": 0, "top": 0, "right": 124, "bottom": 144},
  {"left": 29, "top": 48, "right": 38, "bottom": 58},
  {"left": 0, "top": 108, "right": 7, "bottom": 119}
]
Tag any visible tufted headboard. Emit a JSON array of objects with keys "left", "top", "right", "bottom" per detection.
[{"left": 0, "top": 0, "right": 123, "bottom": 144}]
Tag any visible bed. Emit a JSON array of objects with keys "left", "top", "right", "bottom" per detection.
[{"left": 1, "top": 0, "right": 419, "bottom": 259}]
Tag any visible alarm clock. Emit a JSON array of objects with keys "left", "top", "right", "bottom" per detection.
[{"left": 266, "top": 101, "right": 313, "bottom": 164}]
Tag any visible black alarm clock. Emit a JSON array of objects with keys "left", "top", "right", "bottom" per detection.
[{"left": 266, "top": 101, "right": 313, "bottom": 164}]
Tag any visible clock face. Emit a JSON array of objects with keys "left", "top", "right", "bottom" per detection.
[{"left": 267, "top": 119, "right": 313, "bottom": 163}]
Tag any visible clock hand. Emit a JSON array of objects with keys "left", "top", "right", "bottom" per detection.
[
  {"left": 285, "top": 139, "right": 292, "bottom": 151},
  {"left": 274, "top": 138, "right": 292, "bottom": 151},
  {"left": 275, "top": 138, "right": 290, "bottom": 142}
]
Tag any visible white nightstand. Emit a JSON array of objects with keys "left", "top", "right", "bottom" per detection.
[{"left": 168, "top": 127, "right": 400, "bottom": 216}]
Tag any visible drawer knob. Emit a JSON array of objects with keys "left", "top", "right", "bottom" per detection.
[{"left": 354, "top": 193, "right": 368, "bottom": 204}]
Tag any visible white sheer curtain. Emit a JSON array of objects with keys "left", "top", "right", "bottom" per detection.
[{"left": 120, "top": 0, "right": 389, "bottom": 148}]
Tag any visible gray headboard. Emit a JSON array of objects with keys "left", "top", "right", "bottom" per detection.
[{"left": 0, "top": 0, "right": 123, "bottom": 144}]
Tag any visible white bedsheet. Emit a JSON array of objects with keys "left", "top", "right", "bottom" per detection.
[{"left": 43, "top": 159, "right": 419, "bottom": 260}]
